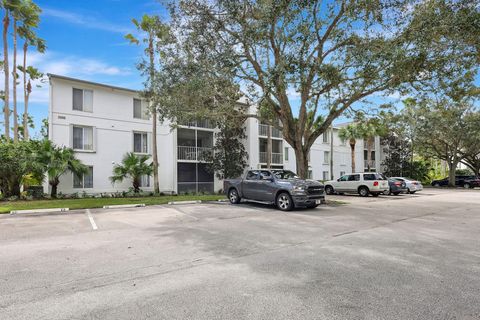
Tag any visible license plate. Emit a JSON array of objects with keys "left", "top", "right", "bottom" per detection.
[{"left": 315, "top": 199, "right": 322, "bottom": 204}]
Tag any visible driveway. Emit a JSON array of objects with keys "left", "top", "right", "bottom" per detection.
[{"left": 1, "top": 189, "right": 479, "bottom": 319}]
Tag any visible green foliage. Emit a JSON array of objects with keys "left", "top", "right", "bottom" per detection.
[
  {"left": 110, "top": 152, "right": 153, "bottom": 193},
  {"left": 0, "top": 139, "right": 40, "bottom": 197},
  {"left": 202, "top": 117, "right": 249, "bottom": 179},
  {"left": 155, "top": 0, "right": 479, "bottom": 178},
  {"left": 35, "top": 140, "right": 87, "bottom": 198}
]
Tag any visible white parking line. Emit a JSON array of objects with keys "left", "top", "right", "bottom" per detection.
[{"left": 85, "top": 209, "right": 98, "bottom": 230}]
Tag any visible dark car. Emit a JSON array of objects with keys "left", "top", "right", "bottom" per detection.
[
  {"left": 224, "top": 169, "right": 325, "bottom": 211},
  {"left": 431, "top": 175, "right": 478, "bottom": 188},
  {"left": 463, "top": 176, "right": 480, "bottom": 189},
  {"left": 387, "top": 178, "right": 408, "bottom": 195}
]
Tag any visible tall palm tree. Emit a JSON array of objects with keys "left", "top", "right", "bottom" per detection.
[
  {"left": 2, "top": 1, "right": 13, "bottom": 140},
  {"left": 18, "top": 65, "right": 43, "bottom": 139},
  {"left": 17, "top": 0, "right": 43, "bottom": 140},
  {"left": 36, "top": 139, "right": 87, "bottom": 198},
  {"left": 339, "top": 123, "right": 362, "bottom": 173},
  {"left": 125, "top": 15, "right": 169, "bottom": 194},
  {"left": 110, "top": 152, "right": 153, "bottom": 193}
]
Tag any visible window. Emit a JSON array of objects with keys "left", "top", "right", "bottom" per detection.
[
  {"left": 363, "top": 173, "right": 387, "bottom": 180},
  {"left": 323, "top": 171, "right": 329, "bottom": 180},
  {"left": 308, "top": 170, "right": 313, "bottom": 179},
  {"left": 323, "top": 132, "right": 329, "bottom": 143},
  {"left": 72, "top": 88, "right": 93, "bottom": 112},
  {"left": 348, "top": 174, "right": 360, "bottom": 181},
  {"left": 260, "top": 170, "right": 273, "bottom": 180},
  {"left": 272, "top": 170, "right": 298, "bottom": 179},
  {"left": 139, "top": 175, "right": 150, "bottom": 187},
  {"left": 284, "top": 147, "right": 289, "bottom": 161},
  {"left": 246, "top": 170, "right": 259, "bottom": 180},
  {"left": 133, "top": 98, "right": 149, "bottom": 120},
  {"left": 339, "top": 175, "right": 348, "bottom": 182},
  {"left": 323, "top": 151, "right": 330, "bottom": 164},
  {"left": 73, "top": 126, "right": 94, "bottom": 151},
  {"left": 73, "top": 166, "right": 93, "bottom": 188},
  {"left": 340, "top": 171, "right": 346, "bottom": 177},
  {"left": 133, "top": 132, "right": 148, "bottom": 153}
]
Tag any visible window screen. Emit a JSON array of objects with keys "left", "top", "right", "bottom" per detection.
[{"left": 73, "top": 88, "right": 83, "bottom": 111}]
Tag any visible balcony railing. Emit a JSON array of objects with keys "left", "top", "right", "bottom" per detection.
[
  {"left": 178, "top": 146, "right": 213, "bottom": 161},
  {"left": 364, "top": 160, "right": 376, "bottom": 168},
  {"left": 180, "top": 119, "right": 215, "bottom": 129},
  {"left": 258, "top": 124, "right": 282, "bottom": 138},
  {"left": 259, "top": 152, "right": 283, "bottom": 164}
]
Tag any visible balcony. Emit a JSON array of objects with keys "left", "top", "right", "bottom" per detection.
[
  {"left": 259, "top": 152, "right": 283, "bottom": 164},
  {"left": 180, "top": 119, "right": 215, "bottom": 129},
  {"left": 178, "top": 146, "right": 213, "bottom": 161},
  {"left": 258, "top": 124, "right": 282, "bottom": 138}
]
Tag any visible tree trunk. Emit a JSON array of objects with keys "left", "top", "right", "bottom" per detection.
[
  {"left": 3, "top": 11, "right": 10, "bottom": 141},
  {"left": 133, "top": 179, "right": 140, "bottom": 193},
  {"left": 50, "top": 181, "right": 58, "bottom": 198},
  {"left": 350, "top": 140, "right": 356, "bottom": 173},
  {"left": 12, "top": 18, "right": 18, "bottom": 142},
  {"left": 22, "top": 42, "right": 28, "bottom": 140},
  {"left": 266, "top": 125, "right": 272, "bottom": 168},
  {"left": 448, "top": 161, "right": 457, "bottom": 187},
  {"left": 294, "top": 147, "right": 308, "bottom": 179},
  {"left": 148, "top": 35, "right": 160, "bottom": 194}
]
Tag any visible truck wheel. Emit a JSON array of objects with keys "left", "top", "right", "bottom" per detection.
[
  {"left": 325, "top": 185, "right": 334, "bottom": 195},
  {"left": 228, "top": 188, "right": 241, "bottom": 204},
  {"left": 276, "top": 192, "right": 293, "bottom": 211},
  {"left": 463, "top": 183, "right": 471, "bottom": 189},
  {"left": 358, "top": 186, "right": 369, "bottom": 197}
]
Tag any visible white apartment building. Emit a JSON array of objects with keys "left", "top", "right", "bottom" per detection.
[{"left": 46, "top": 74, "right": 384, "bottom": 195}]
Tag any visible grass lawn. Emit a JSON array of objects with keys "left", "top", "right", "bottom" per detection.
[{"left": 0, "top": 194, "right": 226, "bottom": 214}]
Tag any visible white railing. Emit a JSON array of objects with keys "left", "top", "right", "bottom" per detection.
[
  {"left": 178, "top": 146, "right": 213, "bottom": 161},
  {"left": 258, "top": 124, "right": 282, "bottom": 138},
  {"left": 259, "top": 152, "right": 283, "bottom": 164},
  {"left": 180, "top": 119, "right": 215, "bottom": 129}
]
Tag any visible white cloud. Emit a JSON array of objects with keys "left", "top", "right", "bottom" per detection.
[
  {"left": 1, "top": 51, "right": 133, "bottom": 104},
  {"left": 42, "top": 8, "right": 131, "bottom": 34}
]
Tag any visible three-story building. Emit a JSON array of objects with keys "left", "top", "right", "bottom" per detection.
[{"left": 46, "top": 74, "right": 384, "bottom": 195}]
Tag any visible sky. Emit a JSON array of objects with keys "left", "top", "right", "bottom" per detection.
[{"left": 2, "top": 0, "right": 170, "bottom": 137}]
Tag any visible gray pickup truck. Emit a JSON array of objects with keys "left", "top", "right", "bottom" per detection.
[{"left": 223, "top": 169, "right": 325, "bottom": 211}]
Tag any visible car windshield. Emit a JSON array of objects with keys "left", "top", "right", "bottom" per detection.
[{"left": 272, "top": 170, "right": 299, "bottom": 179}]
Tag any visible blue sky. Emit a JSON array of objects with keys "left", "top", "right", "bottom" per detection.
[{"left": 8, "top": 0, "right": 170, "bottom": 137}]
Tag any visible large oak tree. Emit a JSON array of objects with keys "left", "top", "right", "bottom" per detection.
[{"left": 156, "top": 0, "right": 479, "bottom": 178}]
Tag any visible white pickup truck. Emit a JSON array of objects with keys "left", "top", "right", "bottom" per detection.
[{"left": 324, "top": 173, "right": 389, "bottom": 197}]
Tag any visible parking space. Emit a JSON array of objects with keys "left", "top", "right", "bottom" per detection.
[{"left": 1, "top": 188, "right": 479, "bottom": 319}]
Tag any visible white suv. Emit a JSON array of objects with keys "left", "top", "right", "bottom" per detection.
[{"left": 325, "top": 173, "right": 389, "bottom": 197}]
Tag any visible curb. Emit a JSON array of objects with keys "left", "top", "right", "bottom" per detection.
[
  {"left": 168, "top": 200, "right": 202, "bottom": 205},
  {"left": 10, "top": 208, "right": 69, "bottom": 215},
  {"left": 103, "top": 204, "right": 146, "bottom": 209}
]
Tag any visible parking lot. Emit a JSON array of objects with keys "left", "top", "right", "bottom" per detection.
[{"left": 1, "top": 188, "right": 480, "bottom": 320}]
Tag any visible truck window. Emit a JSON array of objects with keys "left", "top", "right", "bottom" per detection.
[
  {"left": 246, "top": 171, "right": 259, "bottom": 180},
  {"left": 260, "top": 171, "right": 273, "bottom": 180}
]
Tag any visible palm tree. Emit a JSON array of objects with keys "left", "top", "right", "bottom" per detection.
[
  {"left": 339, "top": 123, "right": 362, "bottom": 173},
  {"left": 17, "top": 0, "right": 43, "bottom": 141},
  {"left": 110, "top": 152, "right": 153, "bottom": 193},
  {"left": 125, "top": 15, "right": 169, "bottom": 195},
  {"left": 18, "top": 65, "right": 43, "bottom": 139},
  {"left": 2, "top": 1, "right": 15, "bottom": 141},
  {"left": 36, "top": 140, "right": 87, "bottom": 198}
]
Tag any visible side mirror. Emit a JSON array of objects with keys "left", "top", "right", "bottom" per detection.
[{"left": 337, "top": 178, "right": 340, "bottom": 182}]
